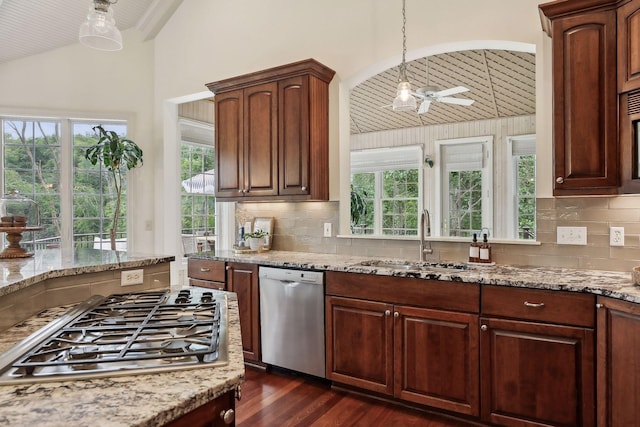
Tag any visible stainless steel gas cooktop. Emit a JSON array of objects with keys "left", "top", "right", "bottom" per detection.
[{"left": 0, "top": 288, "right": 228, "bottom": 384}]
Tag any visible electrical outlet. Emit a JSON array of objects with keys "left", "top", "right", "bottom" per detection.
[
  {"left": 557, "top": 226, "right": 587, "bottom": 245},
  {"left": 121, "top": 269, "right": 144, "bottom": 286},
  {"left": 610, "top": 226, "right": 624, "bottom": 246},
  {"left": 323, "top": 223, "right": 332, "bottom": 237}
]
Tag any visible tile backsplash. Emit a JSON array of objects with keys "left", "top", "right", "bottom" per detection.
[{"left": 237, "top": 195, "right": 640, "bottom": 272}]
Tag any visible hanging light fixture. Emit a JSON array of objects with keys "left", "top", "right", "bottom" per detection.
[
  {"left": 392, "top": 0, "right": 417, "bottom": 112},
  {"left": 79, "top": 0, "right": 123, "bottom": 52}
]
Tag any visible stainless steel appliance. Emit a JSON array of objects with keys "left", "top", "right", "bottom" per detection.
[
  {"left": 259, "top": 266, "right": 325, "bottom": 378},
  {"left": 0, "top": 288, "right": 228, "bottom": 384}
]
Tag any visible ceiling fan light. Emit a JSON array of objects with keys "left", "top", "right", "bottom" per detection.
[
  {"left": 79, "top": 2, "right": 123, "bottom": 51},
  {"left": 393, "top": 81, "right": 417, "bottom": 111}
]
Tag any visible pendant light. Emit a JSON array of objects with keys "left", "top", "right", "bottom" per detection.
[
  {"left": 79, "top": 0, "right": 123, "bottom": 52},
  {"left": 392, "top": 0, "right": 417, "bottom": 112}
]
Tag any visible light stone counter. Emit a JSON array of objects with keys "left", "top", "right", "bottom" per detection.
[
  {"left": 0, "top": 292, "right": 244, "bottom": 427},
  {"left": 0, "top": 248, "right": 175, "bottom": 297},
  {"left": 191, "top": 250, "right": 640, "bottom": 304}
]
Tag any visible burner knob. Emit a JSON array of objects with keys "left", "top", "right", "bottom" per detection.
[{"left": 220, "top": 408, "right": 235, "bottom": 424}]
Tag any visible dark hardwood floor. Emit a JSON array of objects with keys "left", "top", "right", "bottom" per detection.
[{"left": 236, "top": 368, "right": 481, "bottom": 427}]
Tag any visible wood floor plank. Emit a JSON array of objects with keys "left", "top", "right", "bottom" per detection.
[{"left": 237, "top": 368, "right": 482, "bottom": 427}]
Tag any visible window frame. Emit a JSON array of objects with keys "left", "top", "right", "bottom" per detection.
[
  {"left": 434, "top": 136, "right": 493, "bottom": 238},
  {"left": 350, "top": 145, "right": 423, "bottom": 238}
]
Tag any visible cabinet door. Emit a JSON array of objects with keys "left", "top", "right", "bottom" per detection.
[
  {"left": 243, "top": 82, "right": 278, "bottom": 197},
  {"left": 227, "top": 262, "right": 260, "bottom": 362},
  {"left": 325, "top": 296, "right": 394, "bottom": 395},
  {"left": 278, "top": 75, "right": 310, "bottom": 196},
  {"left": 164, "top": 390, "right": 235, "bottom": 427},
  {"left": 215, "top": 90, "right": 244, "bottom": 197},
  {"left": 551, "top": 10, "right": 618, "bottom": 195},
  {"left": 618, "top": 0, "right": 640, "bottom": 93},
  {"left": 480, "top": 317, "right": 595, "bottom": 427},
  {"left": 394, "top": 305, "right": 479, "bottom": 417},
  {"left": 597, "top": 297, "right": 640, "bottom": 427}
]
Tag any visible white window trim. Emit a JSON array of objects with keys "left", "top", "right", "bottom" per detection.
[
  {"left": 505, "top": 134, "right": 536, "bottom": 240},
  {"left": 350, "top": 145, "right": 423, "bottom": 238},
  {"left": 434, "top": 136, "right": 493, "bottom": 238}
]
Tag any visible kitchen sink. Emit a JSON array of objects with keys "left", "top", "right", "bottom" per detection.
[{"left": 355, "top": 259, "right": 468, "bottom": 273}]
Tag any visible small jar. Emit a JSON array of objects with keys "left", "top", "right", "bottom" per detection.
[{"left": 0, "top": 190, "right": 40, "bottom": 228}]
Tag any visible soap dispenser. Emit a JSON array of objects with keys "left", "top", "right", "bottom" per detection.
[
  {"left": 469, "top": 233, "right": 479, "bottom": 263},
  {"left": 479, "top": 233, "right": 492, "bottom": 263}
]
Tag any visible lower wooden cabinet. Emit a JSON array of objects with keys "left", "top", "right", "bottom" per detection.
[
  {"left": 227, "top": 262, "right": 261, "bottom": 362},
  {"left": 597, "top": 296, "right": 640, "bottom": 427},
  {"left": 326, "top": 294, "right": 480, "bottom": 417},
  {"left": 480, "top": 317, "right": 595, "bottom": 427},
  {"left": 164, "top": 390, "right": 236, "bottom": 427},
  {"left": 188, "top": 259, "right": 226, "bottom": 290}
]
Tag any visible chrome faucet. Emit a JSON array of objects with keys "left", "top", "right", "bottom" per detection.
[{"left": 419, "top": 209, "right": 433, "bottom": 261}]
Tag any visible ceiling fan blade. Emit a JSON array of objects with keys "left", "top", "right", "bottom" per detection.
[
  {"left": 417, "top": 100, "right": 431, "bottom": 114},
  {"left": 435, "top": 86, "right": 469, "bottom": 97},
  {"left": 380, "top": 104, "right": 393, "bottom": 109},
  {"left": 437, "top": 97, "right": 474, "bottom": 106}
]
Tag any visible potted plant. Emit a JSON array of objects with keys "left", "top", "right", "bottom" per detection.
[
  {"left": 350, "top": 184, "right": 369, "bottom": 233},
  {"left": 245, "top": 230, "right": 268, "bottom": 251},
  {"left": 84, "top": 125, "right": 143, "bottom": 250}
]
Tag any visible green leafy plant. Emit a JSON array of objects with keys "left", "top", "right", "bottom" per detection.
[
  {"left": 245, "top": 230, "right": 269, "bottom": 239},
  {"left": 84, "top": 125, "right": 143, "bottom": 250},
  {"left": 350, "top": 184, "right": 369, "bottom": 231}
]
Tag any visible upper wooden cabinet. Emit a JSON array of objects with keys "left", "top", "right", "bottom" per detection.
[
  {"left": 618, "top": 0, "right": 640, "bottom": 93},
  {"left": 540, "top": 1, "right": 619, "bottom": 195},
  {"left": 206, "top": 59, "right": 335, "bottom": 201}
]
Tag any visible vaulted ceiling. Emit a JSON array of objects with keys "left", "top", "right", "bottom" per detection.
[{"left": 350, "top": 49, "right": 536, "bottom": 134}]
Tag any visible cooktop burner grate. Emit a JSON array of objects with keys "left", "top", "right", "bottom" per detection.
[{"left": 0, "top": 288, "right": 229, "bottom": 384}]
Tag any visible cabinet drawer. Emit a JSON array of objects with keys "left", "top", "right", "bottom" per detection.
[
  {"left": 482, "top": 285, "right": 595, "bottom": 327},
  {"left": 188, "top": 259, "right": 226, "bottom": 282}
]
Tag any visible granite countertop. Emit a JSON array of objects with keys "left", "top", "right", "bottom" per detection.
[
  {"left": 0, "top": 248, "right": 175, "bottom": 297},
  {"left": 191, "top": 250, "right": 640, "bottom": 304},
  {"left": 0, "top": 290, "right": 244, "bottom": 427}
]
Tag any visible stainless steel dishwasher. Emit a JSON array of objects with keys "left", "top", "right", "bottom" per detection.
[{"left": 259, "top": 266, "right": 325, "bottom": 378}]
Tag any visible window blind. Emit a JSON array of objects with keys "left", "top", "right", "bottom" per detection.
[
  {"left": 442, "top": 143, "right": 484, "bottom": 171},
  {"left": 351, "top": 145, "right": 422, "bottom": 174}
]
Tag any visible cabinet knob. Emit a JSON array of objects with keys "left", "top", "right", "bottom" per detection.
[
  {"left": 481, "top": 324, "right": 488, "bottom": 331},
  {"left": 384, "top": 310, "right": 391, "bottom": 316},
  {"left": 220, "top": 409, "right": 235, "bottom": 424},
  {"left": 301, "top": 186, "right": 307, "bottom": 191},
  {"left": 556, "top": 177, "right": 564, "bottom": 184},
  {"left": 596, "top": 303, "right": 603, "bottom": 309},
  {"left": 523, "top": 301, "right": 545, "bottom": 308},
  {"left": 225, "top": 265, "right": 230, "bottom": 271},
  {"left": 393, "top": 311, "right": 399, "bottom": 318}
]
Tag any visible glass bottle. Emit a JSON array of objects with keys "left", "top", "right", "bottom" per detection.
[
  {"left": 479, "top": 233, "right": 492, "bottom": 263},
  {"left": 469, "top": 233, "right": 480, "bottom": 263}
]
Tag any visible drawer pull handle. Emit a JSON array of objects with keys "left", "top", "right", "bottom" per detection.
[
  {"left": 200, "top": 267, "right": 211, "bottom": 272},
  {"left": 524, "top": 301, "right": 545, "bottom": 308}
]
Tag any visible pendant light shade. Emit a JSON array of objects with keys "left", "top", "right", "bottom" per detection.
[{"left": 79, "top": 0, "right": 123, "bottom": 51}]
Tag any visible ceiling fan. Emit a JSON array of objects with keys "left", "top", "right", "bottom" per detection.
[{"left": 413, "top": 85, "right": 475, "bottom": 114}]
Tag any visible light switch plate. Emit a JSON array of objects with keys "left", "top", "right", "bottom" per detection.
[
  {"left": 610, "top": 226, "right": 624, "bottom": 246},
  {"left": 323, "top": 223, "right": 332, "bottom": 237},
  {"left": 557, "top": 226, "right": 587, "bottom": 245}
]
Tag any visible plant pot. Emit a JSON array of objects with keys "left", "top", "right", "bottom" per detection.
[{"left": 248, "top": 237, "right": 264, "bottom": 251}]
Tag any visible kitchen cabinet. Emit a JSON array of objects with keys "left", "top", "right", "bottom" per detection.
[
  {"left": 540, "top": 1, "right": 619, "bottom": 195},
  {"left": 596, "top": 296, "right": 640, "bottom": 427},
  {"left": 326, "top": 272, "right": 480, "bottom": 417},
  {"left": 227, "top": 262, "right": 261, "bottom": 363},
  {"left": 618, "top": 0, "right": 640, "bottom": 93},
  {"left": 164, "top": 389, "right": 236, "bottom": 427},
  {"left": 188, "top": 258, "right": 226, "bottom": 290},
  {"left": 480, "top": 285, "right": 595, "bottom": 427},
  {"left": 207, "top": 59, "right": 335, "bottom": 201}
]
